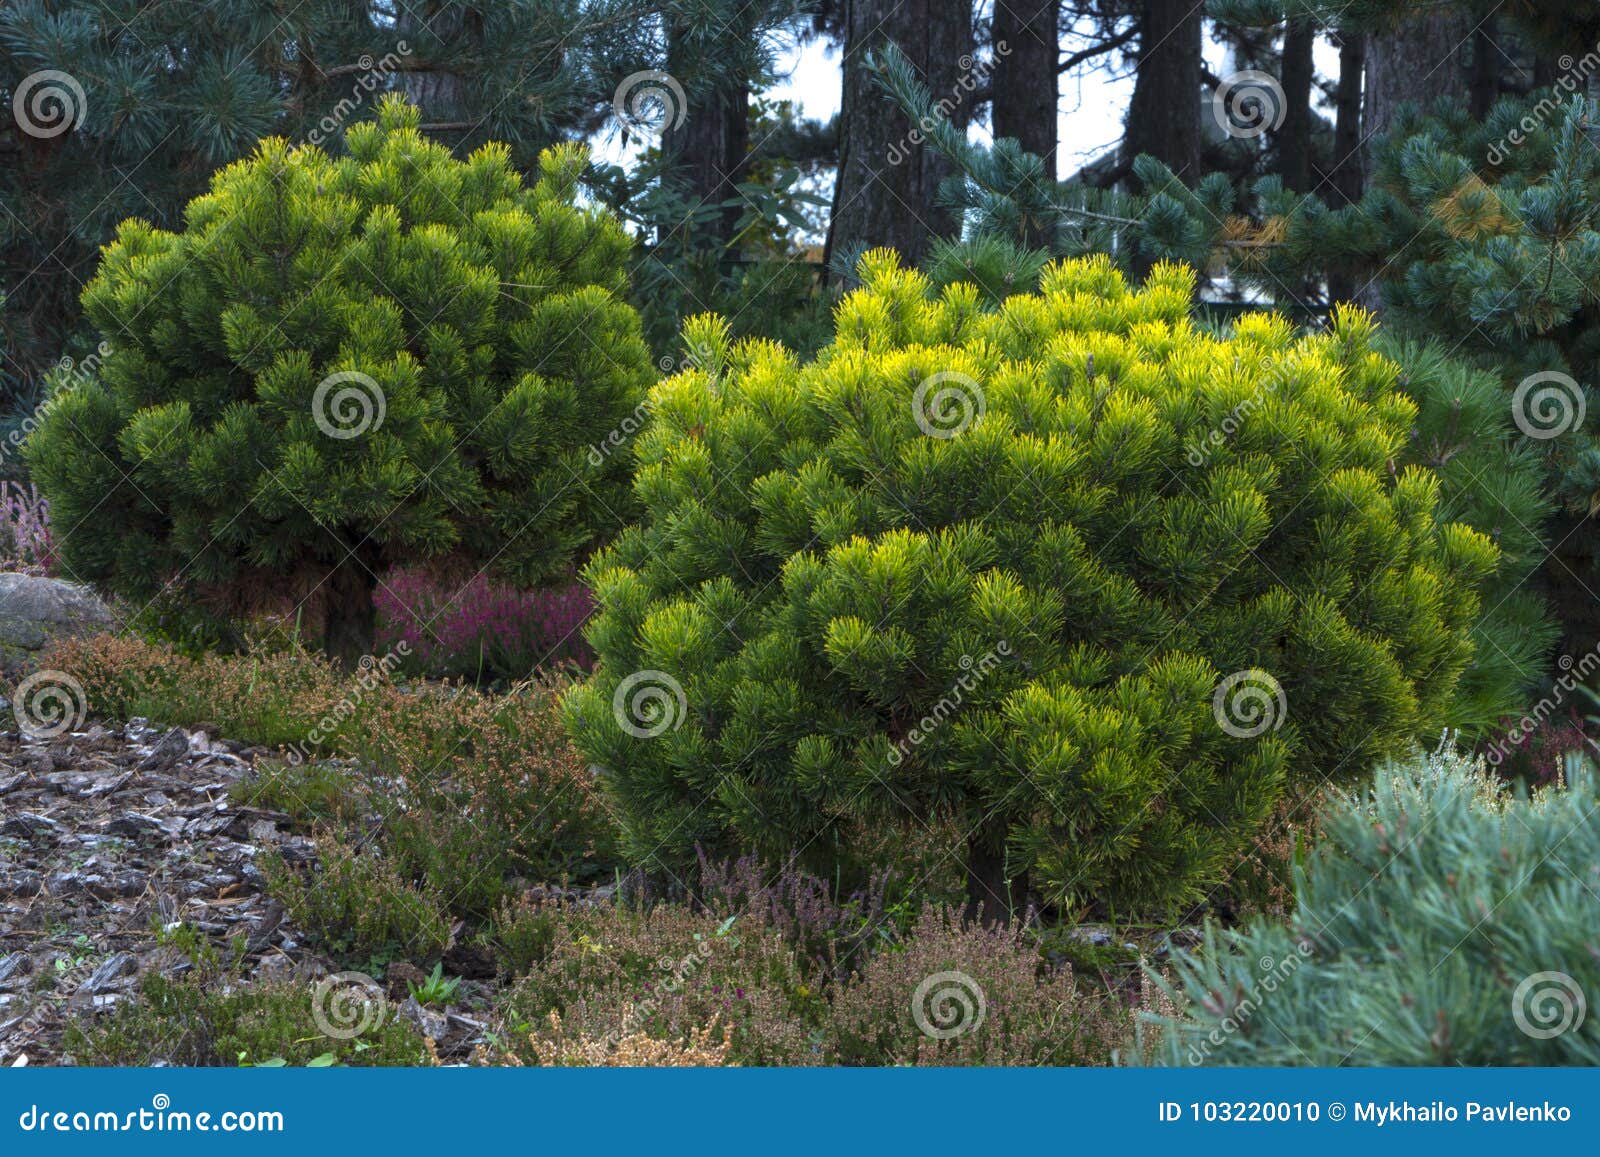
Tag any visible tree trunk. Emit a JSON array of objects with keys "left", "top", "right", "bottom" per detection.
[
  {"left": 662, "top": 21, "right": 753, "bottom": 252},
  {"left": 1328, "top": 29, "right": 1365, "bottom": 207},
  {"left": 1123, "top": 0, "right": 1202, "bottom": 180},
  {"left": 1274, "top": 18, "right": 1315, "bottom": 193},
  {"left": 991, "top": 0, "right": 1059, "bottom": 250},
  {"left": 1470, "top": 16, "right": 1499, "bottom": 119},
  {"left": 826, "top": 0, "right": 975, "bottom": 272},
  {"left": 963, "top": 826, "right": 1024, "bottom": 927},
  {"left": 1363, "top": 5, "right": 1472, "bottom": 156},
  {"left": 991, "top": 1, "right": 1058, "bottom": 159},
  {"left": 321, "top": 552, "right": 378, "bottom": 671},
  {"left": 397, "top": 2, "right": 479, "bottom": 127},
  {"left": 1323, "top": 29, "right": 1365, "bottom": 305}
]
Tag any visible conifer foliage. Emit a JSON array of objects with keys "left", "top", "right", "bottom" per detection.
[
  {"left": 565, "top": 253, "right": 1497, "bottom": 918},
  {"left": 1145, "top": 747, "right": 1600, "bottom": 1065},
  {"left": 27, "top": 96, "right": 652, "bottom": 666}
]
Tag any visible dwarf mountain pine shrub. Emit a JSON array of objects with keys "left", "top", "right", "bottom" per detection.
[
  {"left": 1143, "top": 747, "right": 1600, "bottom": 1065},
  {"left": 564, "top": 253, "right": 1498, "bottom": 918},
  {"left": 27, "top": 96, "right": 651, "bottom": 666}
]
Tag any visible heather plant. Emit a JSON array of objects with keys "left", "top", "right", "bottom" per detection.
[
  {"left": 694, "top": 851, "right": 896, "bottom": 981},
  {"left": 566, "top": 253, "right": 1499, "bottom": 920},
  {"left": 26, "top": 95, "right": 652, "bottom": 667},
  {"left": 43, "top": 633, "right": 350, "bottom": 750},
  {"left": 495, "top": 900, "right": 821, "bottom": 1066},
  {"left": 826, "top": 904, "right": 1126, "bottom": 1066},
  {"left": 375, "top": 569, "right": 594, "bottom": 682},
  {"left": 1142, "top": 747, "right": 1600, "bottom": 1065},
  {"left": 1483, "top": 708, "right": 1590, "bottom": 788},
  {"left": 519, "top": 1014, "right": 734, "bottom": 1067},
  {"left": 0, "top": 481, "right": 54, "bottom": 573}
]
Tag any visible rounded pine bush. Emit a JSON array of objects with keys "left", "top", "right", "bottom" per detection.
[
  {"left": 564, "top": 252, "right": 1498, "bottom": 917},
  {"left": 28, "top": 95, "right": 651, "bottom": 665}
]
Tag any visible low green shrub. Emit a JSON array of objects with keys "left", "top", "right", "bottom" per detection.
[
  {"left": 66, "top": 973, "right": 430, "bottom": 1067},
  {"left": 567, "top": 253, "right": 1498, "bottom": 918},
  {"left": 231, "top": 760, "right": 371, "bottom": 830},
  {"left": 27, "top": 95, "right": 651, "bottom": 668},
  {"left": 1143, "top": 745, "right": 1600, "bottom": 1065},
  {"left": 260, "top": 831, "right": 453, "bottom": 969}
]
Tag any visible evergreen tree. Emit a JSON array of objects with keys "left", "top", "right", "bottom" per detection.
[
  {"left": 0, "top": 0, "right": 657, "bottom": 390},
  {"left": 26, "top": 98, "right": 652, "bottom": 666},
  {"left": 565, "top": 253, "right": 1496, "bottom": 922}
]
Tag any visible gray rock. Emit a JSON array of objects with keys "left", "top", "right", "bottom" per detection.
[
  {"left": 399, "top": 996, "right": 449, "bottom": 1042},
  {"left": 137, "top": 728, "right": 189, "bottom": 773},
  {"left": 0, "top": 574, "right": 115, "bottom": 676},
  {"left": 77, "top": 952, "right": 137, "bottom": 996},
  {"left": 1, "top": 812, "right": 60, "bottom": 840},
  {"left": 0, "top": 953, "right": 32, "bottom": 988}
]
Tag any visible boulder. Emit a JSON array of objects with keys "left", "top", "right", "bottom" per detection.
[{"left": 0, "top": 574, "right": 115, "bottom": 676}]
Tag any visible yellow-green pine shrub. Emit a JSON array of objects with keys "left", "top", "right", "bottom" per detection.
[{"left": 566, "top": 252, "right": 1497, "bottom": 917}]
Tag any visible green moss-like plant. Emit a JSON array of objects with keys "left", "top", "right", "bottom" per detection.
[
  {"left": 565, "top": 252, "right": 1498, "bottom": 919},
  {"left": 27, "top": 95, "right": 651, "bottom": 666}
]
